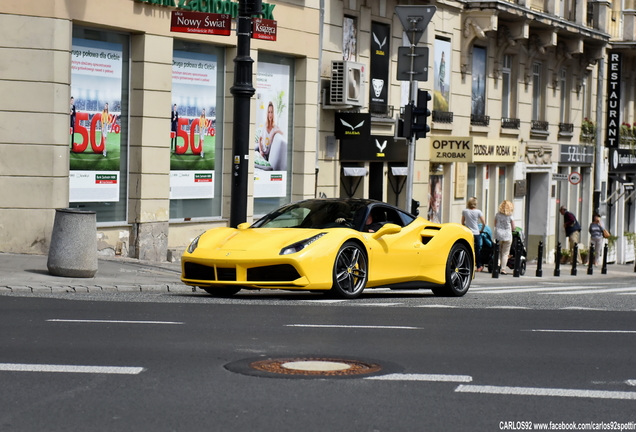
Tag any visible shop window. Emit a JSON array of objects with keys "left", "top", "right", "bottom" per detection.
[
  {"left": 169, "top": 40, "right": 225, "bottom": 220},
  {"left": 253, "top": 53, "right": 295, "bottom": 216},
  {"left": 559, "top": 68, "right": 569, "bottom": 124},
  {"left": 498, "top": 166, "right": 506, "bottom": 204},
  {"left": 467, "top": 165, "right": 476, "bottom": 200},
  {"left": 69, "top": 27, "right": 130, "bottom": 223}
]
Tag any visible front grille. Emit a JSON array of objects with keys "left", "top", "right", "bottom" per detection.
[
  {"left": 217, "top": 267, "right": 237, "bottom": 281},
  {"left": 184, "top": 262, "right": 215, "bottom": 281},
  {"left": 247, "top": 264, "right": 301, "bottom": 282}
]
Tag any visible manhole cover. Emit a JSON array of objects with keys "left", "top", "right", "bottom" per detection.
[
  {"left": 225, "top": 356, "right": 399, "bottom": 379},
  {"left": 251, "top": 357, "right": 381, "bottom": 376}
]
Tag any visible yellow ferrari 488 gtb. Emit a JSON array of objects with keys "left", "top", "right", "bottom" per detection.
[{"left": 181, "top": 199, "right": 475, "bottom": 299}]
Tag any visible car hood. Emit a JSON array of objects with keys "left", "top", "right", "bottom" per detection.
[{"left": 198, "top": 227, "right": 332, "bottom": 251}]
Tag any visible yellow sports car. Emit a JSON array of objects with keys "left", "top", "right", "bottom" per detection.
[{"left": 181, "top": 198, "right": 475, "bottom": 299}]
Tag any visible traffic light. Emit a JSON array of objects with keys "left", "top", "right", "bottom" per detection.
[
  {"left": 411, "top": 199, "right": 420, "bottom": 216},
  {"left": 400, "top": 89, "right": 431, "bottom": 139},
  {"left": 413, "top": 89, "right": 431, "bottom": 139}
]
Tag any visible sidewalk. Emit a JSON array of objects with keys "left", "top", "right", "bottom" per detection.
[
  {"left": 0, "top": 253, "right": 190, "bottom": 294},
  {"left": 0, "top": 252, "right": 634, "bottom": 294}
]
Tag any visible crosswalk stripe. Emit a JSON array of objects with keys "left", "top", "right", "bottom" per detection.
[
  {"left": 544, "top": 287, "right": 636, "bottom": 295},
  {"left": 469, "top": 286, "right": 605, "bottom": 294},
  {"left": 0, "top": 363, "right": 144, "bottom": 374}
]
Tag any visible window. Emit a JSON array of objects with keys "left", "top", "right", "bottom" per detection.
[
  {"left": 532, "top": 62, "right": 542, "bottom": 121},
  {"left": 467, "top": 165, "right": 476, "bottom": 200},
  {"left": 170, "top": 40, "right": 225, "bottom": 220},
  {"left": 343, "top": 16, "right": 357, "bottom": 62},
  {"left": 471, "top": 46, "right": 487, "bottom": 116},
  {"left": 498, "top": 166, "right": 506, "bottom": 205},
  {"left": 69, "top": 27, "right": 130, "bottom": 223},
  {"left": 501, "top": 55, "right": 512, "bottom": 118},
  {"left": 560, "top": 68, "right": 569, "bottom": 123}
]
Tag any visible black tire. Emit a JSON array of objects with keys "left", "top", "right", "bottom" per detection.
[
  {"left": 519, "top": 258, "right": 526, "bottom": 276},
  {"left": 201, "top": 286, "right": 241, "bottom": 297},
  {"left": 330, "top": 241, "right": 368, "bottom": 299},
  {"left": 432, "top": 243, "right": 473, "bottom": 297}
]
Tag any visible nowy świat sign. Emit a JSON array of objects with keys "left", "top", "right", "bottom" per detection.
[{"left": 134, "top": 0, "right": 276, "bottom": 20}]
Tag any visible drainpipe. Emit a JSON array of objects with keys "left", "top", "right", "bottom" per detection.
[{"left": 314, "top": 0, "right": 325, "bottom": 198}]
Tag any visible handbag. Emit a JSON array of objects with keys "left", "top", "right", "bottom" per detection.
[{"left": 602, "top": 229, "right": 611, "bottom": 239}]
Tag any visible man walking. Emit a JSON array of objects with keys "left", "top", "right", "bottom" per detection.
[{"left": 560, "top": 205, "right": 582, "bottom": 264}]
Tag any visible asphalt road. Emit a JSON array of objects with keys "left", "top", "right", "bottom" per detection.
[{"left": 1, "top": 277, "right": 636, "bottom": 432}]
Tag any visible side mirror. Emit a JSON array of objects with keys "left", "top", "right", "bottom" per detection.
[
  {"left": 237, "top": 223, "right": 251, "bottom": 230},
  {"left": 372, "top": 223, "right": 401, "bottom": 239}
]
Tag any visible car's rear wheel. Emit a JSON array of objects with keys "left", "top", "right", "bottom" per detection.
[
  {"left": 432, "top": 243, "right": 473, "bottom": 297},
  {"left": 330, "top": 241, "right": 368, "bottom": 299},
  {"left": 200, "top": 286, "right": 241, "bottom": 297}
]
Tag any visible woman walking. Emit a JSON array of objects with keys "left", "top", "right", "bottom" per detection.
[
  {"left": 493, "top": 200, "right": 515, "bottom": 274},
  {"left": 589, "top": 214, "right": 605, "bottom": 266},
  {"left": 461, "top": 197, "right": 486, "bottom": 272}
]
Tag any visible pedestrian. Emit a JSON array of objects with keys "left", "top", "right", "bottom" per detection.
[
  {"left": 493, "top": 200, "right": 515, "bottom": 274},
  {"left": 560, "top": 205, "right": 582, "bottom": 264},
  {"left": 171, "top": 104, "right": 179, "bottom": 152},
  {"left": 461, "top": 197, "right": 486, "bottom": 272},
  {"left": 588, "top": 213, "right": 605, "bottom": 266}
]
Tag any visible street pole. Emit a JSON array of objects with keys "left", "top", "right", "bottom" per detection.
[
  {"left": 405, "top": 31, "right": 418, "bottom": 212},
  {"left": 593, "top": 57, "right": 604, "bottom": 214},
  {"left": 230, "top": 0, "right": 261, "bottom": 227}
]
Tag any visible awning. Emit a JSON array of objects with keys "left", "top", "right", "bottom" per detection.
[
  {"left": 342, "top": 167, "right": 368, "bottom": 177},
  {"left": 390, "top": 167, "right": 408, "bottom": 177},
  {"left": 609, "top": 174, "right": 628, "bottom": 184}
]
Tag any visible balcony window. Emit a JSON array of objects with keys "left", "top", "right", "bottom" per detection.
[
  {"left": 471, "top": 114, "right": 490, "bottom": 127},
  {"left": 501, "top": 118, "right": 521, "bottom": 129},
  {"left": 432, "top": 111, "right": 454, "bottom": 123}
]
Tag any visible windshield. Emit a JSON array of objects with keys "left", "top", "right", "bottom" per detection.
[{"left": 252, "top": 200, "right": 369, "bottom": 229}]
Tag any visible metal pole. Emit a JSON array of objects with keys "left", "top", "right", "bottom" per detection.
[
  {"left": 594, "top": 57, "right": 605, "bottom": 214},
  {"left": 554, "top": 242, "right": 561, "bottom": 277},
  {"left": 405, "top": 27, "right": 418, "bottom": 213},
  {"left": 601, "top": 243, "right": 608, "bottom": 274},
  {"left": 513, "top": 237, "right": 521, "bottom": 278},
  {"left": 229, "top": 1, "right": 258, "bottom": 227},
  {"left": 536, "top": 241, "right": 543, "bottom": 277},
  {"left": 571, "top": 242, "right": 578, "bottom": 276},
  {"left": 492, "top": 240, "right": 499, "bottom": 279},
  {"left": 587, "top": 243, "right": 594, "bottom": 275}
]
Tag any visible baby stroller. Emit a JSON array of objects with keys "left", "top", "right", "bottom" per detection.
[
  {"left": 478, "top": 225, "right": 496, "bottom": 273},
  {"left": 506, "top": 227, "right": 527, "bottom": 275}
]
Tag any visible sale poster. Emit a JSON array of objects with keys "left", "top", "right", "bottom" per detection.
[
  {"left": 254, "top": 62, "right": 290, "bottom": 198},
  {"left": 170, "top": 50, "right": 217, "bottom": 200},
  {"left": 69, "top": 38, "right": 123, "bottom": 202}
]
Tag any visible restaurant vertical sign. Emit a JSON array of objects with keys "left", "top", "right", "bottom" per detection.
[{"left": 605, "top": 52, "right": 621, "bottom": 149}]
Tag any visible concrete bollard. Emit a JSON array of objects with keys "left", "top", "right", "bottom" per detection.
[{"left": 47, "top": 208, "right": 98, "bottom": 278}]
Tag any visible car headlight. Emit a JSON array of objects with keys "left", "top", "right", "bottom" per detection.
[
  {"left": 187, "top": 234, "right": 202, "bottom": 254},
  {"left": 280, "top": 233, "right": 326, "bottom": 255}
]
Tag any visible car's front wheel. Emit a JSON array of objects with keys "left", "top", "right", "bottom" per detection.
[
  {"left": 330, "top": 241, "right": 368, "bottom": 299},
  {"left": 200, "top": 286, "right": 241, "bottom": 297},
  {"left": 432, "top": 242, "right": 473, "bottom": 297}
]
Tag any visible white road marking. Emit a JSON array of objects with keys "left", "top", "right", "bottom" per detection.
[
  {"left": 559, "top": 307, "right": 605, "bottom": 311},
  {"left": 487, "top": 306, "right": 531, "bottom": 310},
  {"left": 366, "top": 373, "right": 472, "bottom": 382},
  {"left": 355, "top": 303, "right": 403, "bottom": 307},
  {"left": 455, "top": 384, "right": 636, "bottom": 400},
  {"left": 416, "top": 305, "right": 458, "bottom": 308},
  {"left": 47, "top": 319, "right": 183, "bottom": 325},
  {"left": 627, "top": 380, "right": 636, "bottom": 387},
  {"left": 529, "top": 329, "right": 636, "bottom": 334},
  {"left": 545, "top": 287, "right": 636, "bottom": 295},
  {"left": 0, "top": 363, "right": 144, "bottom": 374},
  {"left": 469, "top": 286, "right": 605, "bottom": 294},
  {"left": 305, "top": 300, "right": 348, "bottom": 303},
  {"left": 286, "top": 324, "right": 421, "bottom": 330}
]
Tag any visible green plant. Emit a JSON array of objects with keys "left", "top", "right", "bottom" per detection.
[
  {"left": 580, "top": 118, "right": 596, "bottom": 144},
  {"left": 560, "top": 248, "right": 571, "bottom": 264},
  {"left": 607, "top": 235, "right": 618, "bottom": 252},
  {"left": 625, "top": 231, "right": 636, "bottom": 247},
  {"left": 579, "top": 246, "right": 588, "bottom": 264}
]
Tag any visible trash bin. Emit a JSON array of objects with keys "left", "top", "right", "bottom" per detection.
[{"left": 47, "top": 208, "right": 98, "bottom": 278}]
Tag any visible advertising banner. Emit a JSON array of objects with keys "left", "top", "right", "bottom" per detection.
[
  {"left": 70, "top": 38, "right": 123, "bottom": 203},
  {"left": 369, "top": 22, "right": 390, "bottom": 112},
  {"left": 170, "top": 50, "right": 218, "bottom": 200},
  {"left": 334, "top": 112, "right": 371, "bottom": 140},
  {"left": 434, "top": 38, "right": 451, "bottom": 112},
  {"left": 254, "top": 62, "right": 290, "bottom": 198},
  {"left": 605, "top": 52, "right": 621, "bottom": 148},
  {"left": 340, "top": 136, "right": 406, "bottom": 162}
]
